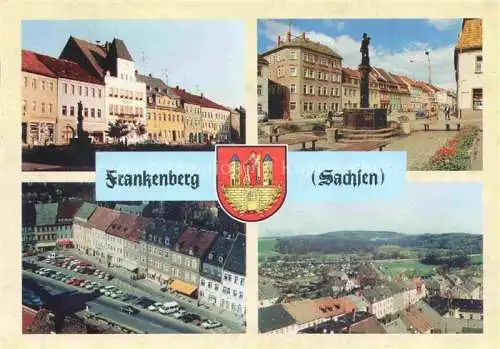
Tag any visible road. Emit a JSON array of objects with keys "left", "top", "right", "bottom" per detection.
[
  {"left": 31, "top": 251, "right": 244, "bottom": 332},
  {"left": 23, "top": 271, "right": 202, "bottom": 334}
]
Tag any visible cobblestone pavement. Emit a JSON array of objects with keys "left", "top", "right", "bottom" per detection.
[{"left": 259, "top": 118, "right": 482, "bottom": 171}]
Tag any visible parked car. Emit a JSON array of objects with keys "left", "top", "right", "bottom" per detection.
[
  {"left": 135, "top": 297, "right": 155, "bottom": 309},
  {"left": 201, "top": 320, "right": 222, "bottom": 329},
  {"left": 171, "top": 309, "right": 187, "bottom": 319},
  {"left": 148, "top": 302, "right": 163, "bottom": 312},
  {"left": 415, "top": 109, "right": 426, "bottom": 118},
  {"left": 120, "top": 305, "right": 139, "bottom": 315},
  {"left": 180, "top": 313, "right": 201, "bottom": 323}
]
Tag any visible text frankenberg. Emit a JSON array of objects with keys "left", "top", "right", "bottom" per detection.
[
  {"left": 106, "top": 170, "right": 200, "bottom": 190},
  {"left": 312, "top": 168, "right": 385, "bottom": 187}
]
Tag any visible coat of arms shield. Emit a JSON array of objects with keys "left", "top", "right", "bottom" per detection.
[{"left": 216, "top": 145, "right": 287, "bottom": 222}]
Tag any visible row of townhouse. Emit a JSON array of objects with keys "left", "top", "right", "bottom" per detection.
[
  {"left": 139, "top": 217, "right": 246, "bottom": 317},
  {"left": 22, "top": 200, "right": 83, "bottom": 251},
  {"left": 22, "top": 36, "right": 233, "bottom": 146},
  {"left": 360, "top": 279, "right": 427, "bottom": 319},
  {"left": 257, "top": 21, "right": 487, "bottom": 120},
  {"left": 259, "top": 296, "right": 358, "bottom": 334}
]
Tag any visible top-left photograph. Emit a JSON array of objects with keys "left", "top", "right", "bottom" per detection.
[{"left": 21, "top": 20, "right": 246, "bottom": 171}]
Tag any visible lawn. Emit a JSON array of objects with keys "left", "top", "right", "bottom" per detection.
[
  {"left": 470, "top": 254, "right": 483, "bottom": 265},
  {"left": 258, "top": 238, "right": 280, "bottom": 258},
  {"left": 379, "top": 261, "right": 437, "bottom": 277}
]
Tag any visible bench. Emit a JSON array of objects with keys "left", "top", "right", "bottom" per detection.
[
  {"left": 424, "top": 121, "right": 461, "bottom": 131},
  {"left": 278, "top": 135, "right": 325, "bottom": 151},
  {"left": 338, "top": 141, "right": 390, "bottom": 151}
]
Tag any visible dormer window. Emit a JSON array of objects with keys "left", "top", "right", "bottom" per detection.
[
  {"left": 218, "top": 256, "right": 224, "bottom": 264},
  {"left": 189, "top": 248, "right": 194, "bottom": 256},
  {"left": 208, "top": 253, "right": 213, "bottom": 260}
]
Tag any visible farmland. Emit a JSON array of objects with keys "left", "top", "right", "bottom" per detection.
[{"left": 377, "top": 260, "right": 438, "bottom": 277}]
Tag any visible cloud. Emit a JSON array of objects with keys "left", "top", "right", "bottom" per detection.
[
  {"left": 427, "top": 19, "right": 460, "bottom": 31},
  {"left": 336, "top": 21, "right": 345, "bottom": 32},
  {"left": 260, "top": 20, "right": 456, "bottom": 89}
]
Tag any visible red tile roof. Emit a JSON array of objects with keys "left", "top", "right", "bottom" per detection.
[
  {"left": 456, "top": 19, "right": 482, "bottom": 51},
  {"left": 57, "top": 199, "right": 83, "bottom": 220},
  {"left": 69, "top": 37, "right": 108, "bottom": 78},
  {"left": 350, "top": 315, "right": 387, "bottom": 333},
  {"left": 36, "top": 53, "right": 104, "bottom": 85},
  {"left": 87, "top": 206, "right": 121, "bottom": 232},
  {"left": 342, "top": 67, "right": 360, "bottom": 78},
  {"left": 314, "top": 296, "right": 356, "bottom": 318},
  {"left": 174, "top": 87, "right": 230, "bottom": 111},
  {"left": 106, "top": 214, "right": 151, "bottom": 243},
  {"left": 22, "top": 305, "right": 38, "bottom": 334},
  {"left": 402, "top": 308, "right": 432, "bottom": 333},
  {"left": 22, "top": 50, "right": 57, "bottom": 78},
  {"left": 175, "top": 227, "right": 218, "bottom": 258}
]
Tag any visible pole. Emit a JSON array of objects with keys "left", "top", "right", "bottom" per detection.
[{"left": 425, "top": 50, "right": 431, "bottom": 84}]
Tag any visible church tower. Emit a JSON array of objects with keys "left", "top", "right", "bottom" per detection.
[
  {"left": 230, "top": 153, "right": 240, "bottom": 186},
  {"left": 263, "top": 154, "right": 273, "bottom": 186}
]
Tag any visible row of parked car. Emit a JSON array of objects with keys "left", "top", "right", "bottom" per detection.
[{"left": 126, "top": 296, "right": 222, "bottom": 329}]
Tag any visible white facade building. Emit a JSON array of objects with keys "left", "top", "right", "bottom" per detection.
[{"left": 257, "top": 56, "right": 269, "bottom": 116}]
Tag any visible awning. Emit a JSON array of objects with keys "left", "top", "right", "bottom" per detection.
[
  {"left": 169, "top": 279, "right": 197, "bottom": 296},
  {"left": 120, "top": 260, "right": 138, "bottom": 272},
  {"left": 36, "top": 241, "right": 57, "bottom": 248}
]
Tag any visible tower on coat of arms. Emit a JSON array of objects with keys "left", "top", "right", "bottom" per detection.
[{"left": 216, "top": 145, "right": 287, "bottom": 222}]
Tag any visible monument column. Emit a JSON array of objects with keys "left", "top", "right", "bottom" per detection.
[{"left": 359, "top": 65, "right": 372, "bottom": 108}]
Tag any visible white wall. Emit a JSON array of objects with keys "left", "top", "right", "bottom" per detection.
[
  {"left": 199, "top": 277, "right": 224, "bottom": 306},
  {"left": 221, "top": 270, "right": 246, "bottom": 315},
  {"left": 457, "top": 50, "right": 483, "bottom": 110}
]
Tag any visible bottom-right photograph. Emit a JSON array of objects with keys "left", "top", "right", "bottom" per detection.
[{"left": 258, "top": 182, "right": 483, "bottom": 334}]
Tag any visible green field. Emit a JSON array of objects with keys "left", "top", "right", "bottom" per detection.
[
  {"left": 258, "top": 238, "right": 280, "bottom": 258},
  {"left": 378, "top": 261, "right": 437, "bottom": 277},
  {"left": 470, "top": 254, "right": 483, "bottom": 265}
]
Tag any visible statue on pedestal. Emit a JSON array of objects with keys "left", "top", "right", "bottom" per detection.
[
  {"left": 77, "top": 100, "right": 84, "bottom": 139},
  {"left": 360, "top": 33, "right": 371, "bottom": 66}
]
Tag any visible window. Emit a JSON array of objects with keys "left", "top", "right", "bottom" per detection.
[
  {"left": 317, "top": 86, "right": 321, "bottom": 95},
  {"left": 290, "top": 84, "right": 296, "bottom": 94},
  {"left": 92, "top": 88, "right": 96, "bottom": 97},
  {"left": 41, "top": 102, "right": 45, "bottom": 113},
  {"left": 475, "top": 55, "right": 483, "bottom": 73},
  {"left": 41, "top": 80, "right": 46, "bottom": 90},
  {"left": 71, "top": 85, "right": 75, "bottom": 95},
  {"left": 99, "top": 89, "right": 102, "bottom": 98},
  {"left": 318, "top": 103, "right": 322, "bottom": 111},
  {"left": 303, "top": 84, "right": 307, "bottom": 94},
  {"left": 309, "top": 85, "right": 314, "bottom": 95},
  {"left": 84, "top": 108, "right": 88, "bottom": 117},
  {"left": 97, "top": 109, "right": 102, "bottom": 118},
  {"left": 70, "top": 106, "right": 75, "bottom": 116},
  {"left": 289, "top": 67, "right": 297, "bottom": 76},
  {"left": 78, "top": 86, "right": 82, "bottom": 95},
  {"left": 24, "top": 77, "right": 28, "bottom": 87},
  {"left": 257, "top": 85, "right": 262, "bottom": 96},
  {"left": 472, "top": 88, "right": 483, "bottom": 110},
  {"left": 91, "top": 108, "right": 95, "bottom": 118},
  {"left": 32, "top": 101, "right": 36, "bottom": 112},
  {"left": 257, "top": 103, "right": 262, "bottom": 113},
  {"left": 62, "top": 105, "right": 67, "bottom": 116},
  {"left": 308, "top": 102, "right": 313, "bottom": 111},
  {"left": 22, "top": 100, "right": 27, "bottom": 112},
  {"left": 290, "top": 102, "right": 296, "bottom": 110},
  {"left": 303, "top": 102, "right": 308, "bottom": 111},
  {"left": 85, "top": 87, "right": 88, "bottom": 96},
  {"left": 32, "top": 79, "right": 37, "bottom": 89},
  {"left": 290, "top": 51, "right": 297, "bottom": 59}
]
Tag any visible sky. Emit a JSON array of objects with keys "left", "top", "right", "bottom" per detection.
[
  {"left": 260, "top": 182, "right": 482, "bottom": 237},
  {"left": 22, "top": 20, "right": 245, "bottom": 108},
  {"left": 258, "top": 19, "right": 462, "bottom": 90}
]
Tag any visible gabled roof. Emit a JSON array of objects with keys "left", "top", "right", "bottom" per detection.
[
  {"left": 87, "top": 206, "right": 120, "bottom": 232},
  {"left": 22, "top": 50, "right": 57, "bottom": 78},
  {"left": 35, "top": 203, "right": 59, "bottom": 226},
  {"left": 350, "top": 315, "right": 387, "bottom": 333},
  {"left": 258, "top": 304, "right": 296, "bottom": 333},
  {"left": 203, "top": 234, "right": 235, "bottom": 268},
  {"left": 263, "top": 33, "right": 342, "bottom": 59},
  {"left": 144, "top": 218, "right": 186, "bottom": 247},
  {"left": 74, "top": 202, "right": 97, "bottom": 221},
  {"left": 282, "top": 299, "right": 324, "bottom": 324},
  {"left": 173, "top": 87, "right": 230, "bottom": 111},
  {"left": 23, "top": 203, "right": 37, "bottom": 228},
  {"left": 384, "top": 318, "right": 411, "bottom": 333},
  {"left": 64, "top": 37, "right": 108, "bottom": 78},
  {"left": 342, "top": 67, "right": 361, "bottom": 78},
  {"left": 258, "top": 55, "right": 269, "bottom": 66},
  {"left": 35, "top": 53, "right": 104, "bottom": 85},
  {"left": 223, "top": 233, "right": 245, "bottom": 275},
  {"left": 57, "top": 199, "right": 83, "bottom": 220},
  {"left": 402, "top": 308, "right": 433, "bottom": 333},
  {"left": 456, "top": 19, "right": 482, "bottom": 51},
  {"left": 109, "top": 38, "right": 134, "bottom": 61},
  {"left": 136, "top": 73, "right": 174, "bottom": 97},
  {"left": 106, "top": 214, "right": 151, "bottom": 243},
  {"left": 361, "top": 286, "right": 394, "bottom": 303},
  {"left": 174, "top": 227, "right": 218, "bottom": 258}
]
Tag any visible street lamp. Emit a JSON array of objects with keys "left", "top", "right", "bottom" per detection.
[{"left": 425, "top": 50, "right": 431, "bottom": 84}]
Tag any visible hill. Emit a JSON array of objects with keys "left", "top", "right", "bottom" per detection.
[{"left": 271, "top": 231, "right": 482, "bottom": 255}]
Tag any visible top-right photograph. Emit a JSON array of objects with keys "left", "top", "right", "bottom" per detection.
[{"left": 257, "top": 18, "right": 483, "bottom": 171}]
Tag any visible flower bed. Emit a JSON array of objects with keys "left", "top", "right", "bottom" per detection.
[{"left": 426, "top": 126, "right": 480, "bottom": 171}]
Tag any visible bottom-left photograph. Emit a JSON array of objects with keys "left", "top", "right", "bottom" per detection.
[{"left": 22, "top": 182, "right": 246, "bottom": 334}]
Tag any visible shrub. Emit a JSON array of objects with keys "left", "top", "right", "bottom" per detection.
[{"left": 426, "top": 126, "right": 480, "bottom": 171}]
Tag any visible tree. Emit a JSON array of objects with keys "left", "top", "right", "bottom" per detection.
[
  {"left": 105, "top": 121, "right": 129, "bottom": 143},
  {"left": 59, "top": 315, "right": 88, "bottom": 334},
  {"left": 134, "top": 122, "right": 147, "bottom": 137},
  {"left": 28, "top": 309, "right": 55, "bottom": 334}
]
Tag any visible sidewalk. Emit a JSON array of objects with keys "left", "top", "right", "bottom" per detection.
[{"left": 61, "top": 249, "right": 245, "bottom": 332}]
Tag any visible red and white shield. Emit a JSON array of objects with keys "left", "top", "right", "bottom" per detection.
[{"left": 216, "top": 145, "right": 287, "bottom": 222}]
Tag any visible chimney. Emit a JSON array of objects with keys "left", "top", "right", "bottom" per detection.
[
  {"left": 149, "top": 73, "right": 152, "bottom": 77},
  {"left": 200, "top": 93, "right": 204, "bottom": 99},
  {"left": 176, "top": 85, "right": 179, "bottom": 90},
  {"left": 277, "top": 35, "right": 281, "bottom": 47},
  {"left": 287, "top": 31, "right": 291, "bottom": 42}
]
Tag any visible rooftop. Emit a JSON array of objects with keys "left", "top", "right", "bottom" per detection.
[
  {"left": 74, "top": 202, "right": 97, "bottom": 221},
  {"left": 35, "top": 53, "right": 104, "bottom": 85},
  {"left": 22, "top": 50, "right": 57, "bottom": 78},
  {"left": 258, "top": 304, "right": 296, "bottom": 333},
  {"left": 264, "top": 32, "right": 342, "bottom": 59},
  {"left": 87, "top": 206, "right": 121, "bottom": 232},
  {"left": 456, "top": 18, "right": 482, "bottom": 51},
  {"left": 57, "top": 199, "right": 83, "bottom": 221},
  {"left": 174, "top": 227, "right": 218, "bottom": 259},
  {"left": 282, "top": 299, "right": 324, "bottom": 324},
  {"left": 35, "top": 203, "right": 59, "bottom": 226},
  {"left": 223, "top": 233, "right": 245, "bottom": 275}
]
